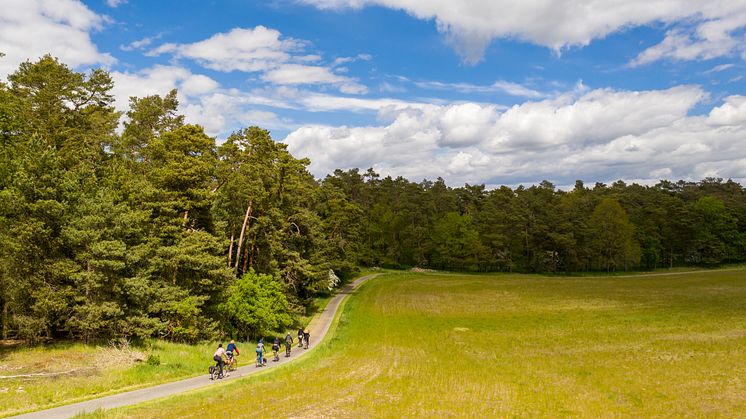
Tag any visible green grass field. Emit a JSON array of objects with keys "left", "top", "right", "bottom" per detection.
[
  {"left": 0, "top": 340, "right": 224, "bottom": 417},
  {"left": 96, "top": 268, "right": 746, "bottom": 417},
  {"left": 0, "top": 271, "right": 371, "bottom": 417}
]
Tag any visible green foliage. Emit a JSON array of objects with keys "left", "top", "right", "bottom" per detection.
[
  {"left": 220, "top": 269, "right": 292, "bottom": 340},
  {"left": 430, "top": 212, "right": 484, "bottom": 270},
  {"left": 1, "top": 54, "right": 745, "bottom": 344},
  {"left": 589, "top": 198, "right": 641, "bottom": 271}
]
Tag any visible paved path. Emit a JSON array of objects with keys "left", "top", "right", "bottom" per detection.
[{"left": 13, "top": 274, "right": 380, "bottom": 419}]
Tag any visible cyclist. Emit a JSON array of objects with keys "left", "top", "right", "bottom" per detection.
[
  {"left": 303, "top": 329, "right": 310, "bottom": 349},
  {"left": 213, "top": 343, "right": 226, "bottom": 378},
  {"left": 298, "top": 328, "right": 304, "bottom": 348},
  {"left": 272, "top": 337, "right": 280, "bottom": 361},
  {"left": 226, "top": 339, "right": 240, "bottom": 369},
  {"left": 284, "top": 331, "right": 293, "bottom": 357},
  {"left": 255, "top": 339, "right": 265, "bottom": 367}
]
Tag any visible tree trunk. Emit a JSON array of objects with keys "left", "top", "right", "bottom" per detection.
[
  {"left": 2, "top": 300, "right": 7, "bottom": 340},
  {"left": 234, "top": 201, "right": 252, "bottom": 275},
  {"left": 242, "top": 239, "right": 251, "bottom": 274},
  {"left": 670, "top": 246, "right": 674, "bottom": 268},
  {"left": 249, "top": 232, "right": 257, "bottom": 269},
  {"left": 228, "top": 230, "right": 235, "bottom": 268}
]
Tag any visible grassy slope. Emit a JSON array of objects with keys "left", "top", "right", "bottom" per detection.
[
  {"left": 105, "top": 268, "right": 746, "bottom": 417},
  {"left": 1, "top": 271, "right": 378, "bottom": 417},
  {"left": 0, "top": 340, "right": 233, "bottom": 417}
]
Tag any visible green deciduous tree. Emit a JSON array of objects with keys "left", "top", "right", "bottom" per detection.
[
  {"left": 220, "top": 269, "right": 292, "bottom": 340},
  {"left": 589, "top": 198, "right": 641, "bottom": 271}
]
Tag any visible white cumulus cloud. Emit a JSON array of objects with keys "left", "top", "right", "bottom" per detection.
[
  {"left": 148, "top": 26, "right": 302, "bottom": 72},
  {"left": 283, "top": 86, "right": 746, "bottom": 186},
  {"left": 148, "top": 26, "right": 367, "bottom": 94},
  {"left": 111, "top": 65, "right": 294, "bottom": 137},
  {"left": 0, "top": 0, "right": 114, "bottom": 78},
  {"left": 262, "top": 63, "right": 367, "bottom": 94},
  {"left": 302, "top": 0, "right": 746, "bottom": 65}
]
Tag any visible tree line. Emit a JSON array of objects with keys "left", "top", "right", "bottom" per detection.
[
  {"left": 1, "top": 56, "right": 744, "bottom": 343},
  {"left": 330, "top": 172, "right": 745, "bottom": 273}
]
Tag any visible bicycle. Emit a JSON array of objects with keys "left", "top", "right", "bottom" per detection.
[
  {"left": 209, "top": 362, "right": 227, "bottom": 380},
  {"left": 225, "top": 354, "right": 238, "bottom": 372},
  {"left": 285, "top": 342, "right": 291, "bottom": 357},
  {"left": 255, "top": 351, "right": 266, "bottom": 367},
  {"left": 272, "top": 348, "right": 280, "bottom": 362}
]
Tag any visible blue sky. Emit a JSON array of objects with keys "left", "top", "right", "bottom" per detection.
[{"left": 2, "top": 0, "right": 746, "bottom": 188}]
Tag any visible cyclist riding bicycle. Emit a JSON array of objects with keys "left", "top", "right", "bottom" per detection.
[
  {"left": 298, "top": 328, "right": 304, "bottom": 348},
  {"left": 284, "top": 332, "right": 293, "bottom": 357},
  {"left": 272, "top": 337, "right": 280, "bottom": 361},
  {"left": 255, "top": 339, "right": 265, "bottom": 367},
  {"left": 303, "top": 329, "right": 310, "bottom": 349},
  {"left": 226, "top": 339, "right": 240, "bottom": 368},
  {"left": 213, "top": 343, "right": 226, "bottom": 378}
]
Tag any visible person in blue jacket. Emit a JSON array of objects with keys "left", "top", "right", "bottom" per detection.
[{"left": 226, "top": 340, "right": 239, "bottom": 368}]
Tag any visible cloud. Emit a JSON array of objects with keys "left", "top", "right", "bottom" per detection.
[
  {"left": 296, "top": 91, "right": 428, "bottom": 112},
  {"left": 331, "top": 53, "right": 372, "bottom": 66},
  {"left": 148, "top": 26, "right": 366, "bottom": 94},
  {"left": 413, "top": 79, "right": 544, "bottom": 98},
  {"left": 631, "top": 12, "right": 746, "bottom": 67},
  {"left": 148, "top": 26, "right": 302, "bottom": 72},
  {"left": 111, "top": 65, "right": 296, "bottom": 136},
  {"left": 706, "top": 95, "right": 746, "bottom": 126},
  {"left": 120, "top": 33, "right": 163, "bottom": 51},
  {"left": 110, "top": 65, "right": 214, "bottom": 107},
  {"left": 302, "top": 0, "right": 746, "bottom": 65},
  {"left": 0, "top": 0, "right": 114, "bottom": 78},
  {"left": 262, "top": 63, "right": 367, "bottom": 94},
  {"left": 704, "top": 63, "right": 735, "bottom": 74},
  {"left": 281, "top": 86, "right": 746, "bottom": 187},
  {"left": 106, "top": 0, "right": 127, "bottom": 7}
]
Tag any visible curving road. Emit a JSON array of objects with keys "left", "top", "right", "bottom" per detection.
[{"left": 12, "top": 273, "right": 380, "bottom": 419}]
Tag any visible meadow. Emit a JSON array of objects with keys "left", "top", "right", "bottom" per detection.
[
  {"left": 0, "top": 340, "right": 227, "bottom": 417},
  {"left": 99, "top": 268, "right": 746, "bottom": 417}
]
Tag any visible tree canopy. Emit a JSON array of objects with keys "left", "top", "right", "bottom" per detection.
[{"left": 2, "top": 56, "right": 745, "bottom": 342}]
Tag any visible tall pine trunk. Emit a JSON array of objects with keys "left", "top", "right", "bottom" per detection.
[
  {"left": 242, "top": 240, "right": 250, "bottom": 274},
  {"left": 228, "top": 230, "right": 235, "bottom": 268},
  {"left": 234, "top": 201, "right": 252, "bottom": 275}
]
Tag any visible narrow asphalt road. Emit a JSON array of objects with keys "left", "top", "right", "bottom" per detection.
[{"left": 13, "top": 273, "right": 380, "bottom": 419}]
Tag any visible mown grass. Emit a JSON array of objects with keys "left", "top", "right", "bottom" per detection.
[
  {"left": 104, "top": 268, "right": 746, "bottom": 417},
  {"left": 0, "top": 340, "right": 229, "bottom": 417}
]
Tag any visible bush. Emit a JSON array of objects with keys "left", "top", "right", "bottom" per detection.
[
  {"left": 146, "top": 354, "right": 161, "bottom": 366},
  {"left": 219, "top": 269, "right": 292, "bottom": 340}
]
